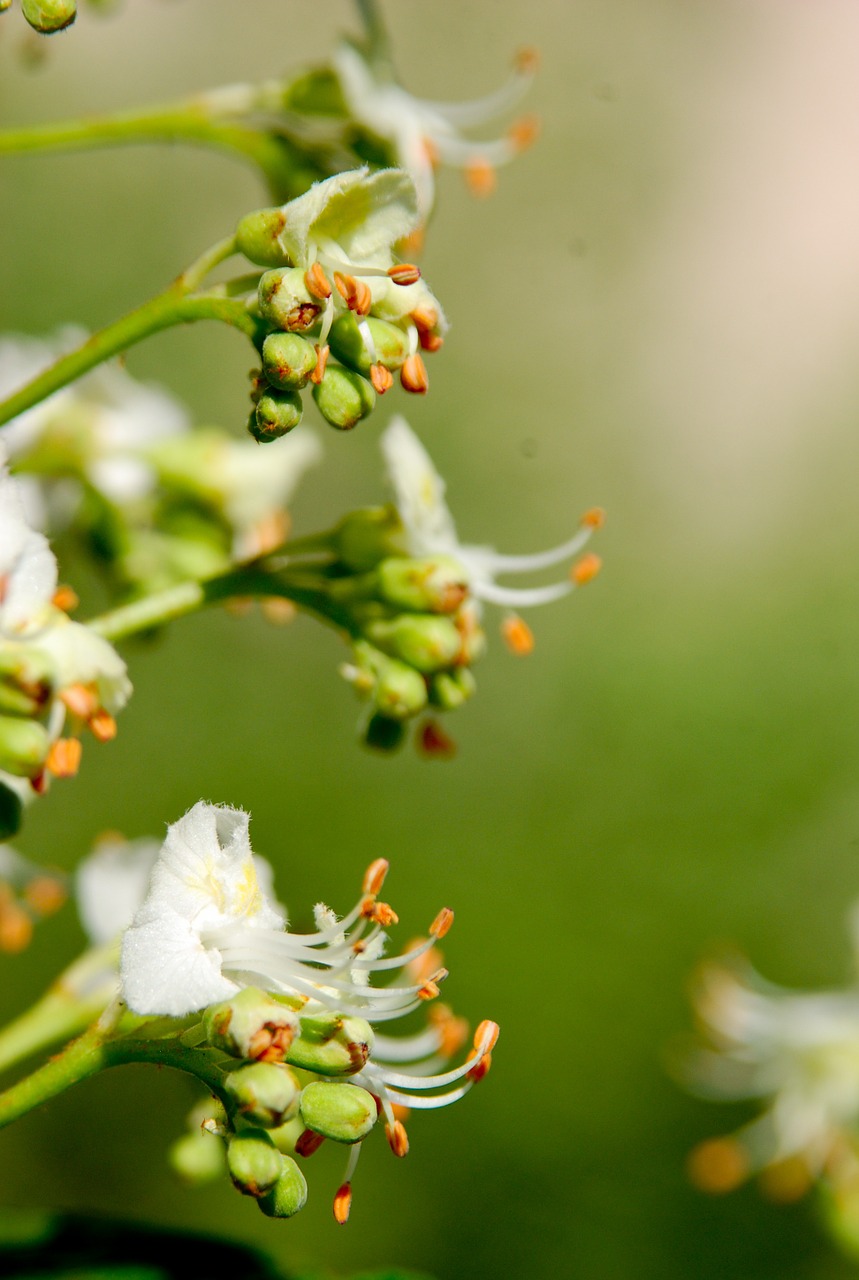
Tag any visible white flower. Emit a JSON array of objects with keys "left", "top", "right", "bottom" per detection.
[
  {"left": 0, "top": 462, "right": 57, "bottom": 638},
  {"left": 333, "top": 42, "right": 539, "bottom": 220},
  {"left": 381, "top": 417, "right": 602, "bottom": 639},
  {"left": 75, "top": 834, "right": 161, "bottom": 947}
]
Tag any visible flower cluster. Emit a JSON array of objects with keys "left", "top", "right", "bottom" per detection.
[
  {"left": 108, "top": 801, "right": 497, "bottom": 1223},
  {"left": 685, "top": 952, "right": 859, "bottom": 1208},
  {"left": 236, "top": 168, "right": 446, "bottom": 439}
]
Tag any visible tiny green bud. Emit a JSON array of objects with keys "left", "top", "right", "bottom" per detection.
[
  {"left": 312, "top": 366, "right": 375, "bottom": 431},
  {"left": 168, "top": 1130, "right": 226, "bottom": 1186},
  {"left": 299, "top": 1081, "right": 377, "bottom": 1144},
  {"left": 262, "top": 332, "right": 317, "bottom": 391},
  {"left": 430, "top": 666, "right": 477, "bottom": 711},
  {"left": 235, "top": 207, "right": 290, "bottom": 268},
  {"left": 286, "top": 1012, "right": 374, "bottom": 1077},
  {"left": 363, "top": 712, "right": 407, "bottom": 753},
  {"left": 225, "top": 1062, "right": 301, "bottom": 1128},
  {"left": 366, "top": 614, "right": 463, "bottom": 674},
  {"left": 334, "top": 506, "right": 407, "bottom": 572},
  {"left": 0, "top": 781, "right": 23, "bottom": 841},
  {"left": 0, "top": 716, "right": 50, "bottom": 779},
  {"left": 251, "top": 389, "right": 303, "bottom": 442},
  {"left": 227, "top": 1129, "right": 284, "bottom": 1198},
  {"left": 21, "top": 0, "right": 76, "bottom": 32},
  {"left": 203, "top": 986, "right": 300, "bottom": 1062},
  {"left": 373, "top": 658, "right": 428, "bottom": 721},
  {"left": 258, "top": 1156, "right": 307, "bottom": 1219},
  {"left": 328, "top": 312, "right": 410, "bottom": 376},
  {"left": 376, "top": 556, "right": 469, "bottom": 615},
  {"left": 257, "top": 268, "right": 319, "bottom": 332}
]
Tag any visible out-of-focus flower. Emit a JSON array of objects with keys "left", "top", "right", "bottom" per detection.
[
  {"left": 332, "top": 41, "right": 539, "bottom": 222},
  {"left": 0, "top": 843, "right": 66, "bottom": 953}
]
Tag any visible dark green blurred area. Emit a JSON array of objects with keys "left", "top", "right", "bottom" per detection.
[{"left": 3, "top": 1, "right": 859, "bottom": 1277}]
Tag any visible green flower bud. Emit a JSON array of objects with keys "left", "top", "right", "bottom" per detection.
[
  {"left": 0, "top": 645, "right": 54, "bottom": 718},
  {"left": 429, "top": 666, "right": 477, "bottom": 710},
  {"left": 257, "top": 268, "right": 319, "bottom": 332},
  {"left": 363, "top": 712, "right": 407, "bottom": 753},
  {"left": 235, "top": 207, "right": 290, "bottom": 268},
  {"left": 22, "top": 0, "right": 76, "bottom": 32},
  {"left": 333, "top": 506, "right": 406, "bottom": 572},
  {"left": 328, "top": 313, "right": 410, "bottom": 376},
  {"left": 168, "top": 1130, "right": 226, "bottom": 1186},
  {"left": 225, "top": 1062, "right": 301, "bottom": 1128},
  {"left": 250, "top": 389, "right": 303, "bottom": 442},
  {"left": 375, "top": 556, "right": 469, "bottom": 615},
  {"left": 286, "top": 1012, "right": 374, "bottom": 1077},
  {"left": 312, "top": 367, "right": 375, "bottom": 431},
  {"left": 227, "top": 1129, "right": 284, "bottom": 1198},
  {"left": 366, "top": 614, "right": 463, "bottom": 673},
  {"left": 372, "top": 658, "right": 428, "bottom": 721},
  {"left": 261, "top": 332, "right": 317, "bottom": 391},
  {"left": 204, "top": 986, "right": 301, "bottom": 1062},
  {"left": 0, "top": 716, "right": 50, "bottom": 779},
  {"left": 258, "top": 1156, "right": 307, "bottom": 1219},
  {"left": 0, "top": 781, "right": 23, "bottom": 841},
  {"left": 299, "top": 1081, "right": 377, "bottom": 1145}
]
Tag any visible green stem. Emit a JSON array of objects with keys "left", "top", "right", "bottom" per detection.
[
  {"left": 355, "top": 0, "right": 392, "bottom": 67},
  {"left": 0, "top": 237, "right": 263, "bottom": 430}
]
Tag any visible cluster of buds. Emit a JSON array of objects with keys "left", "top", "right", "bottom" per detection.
[
  {"left": 236, "top": 168, "right": 446, "bottom": 440},
  {"left": 117, "top": 802, "right": 498, "bottom": 1224}
]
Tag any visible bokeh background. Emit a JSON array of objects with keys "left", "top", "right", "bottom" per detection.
[{"left": 3, "top": 1, "right": 859, "bottom": 1276}]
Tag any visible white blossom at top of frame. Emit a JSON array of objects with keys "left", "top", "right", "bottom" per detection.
[
  {"left": 380, "top": 416, "right": 602, "bottom": 612},
  {"left": 75, "top": 835, "right": 161, "bottom": 947},
  {"left": 333, "top": 41, "right": 538, "bottom": 220}
]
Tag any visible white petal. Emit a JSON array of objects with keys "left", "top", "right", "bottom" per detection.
[
  {"left": 36, "top": 619, "right": 132, "bottom": 713},
  {"left": 381, "top": 417, "right": 461, "bottom": 560},
  {"left": 120, "top": 902, "right": 239, "bottom": 1016},
  {"left": 75, "top": 836, "right": 161, "bottom": 946}
]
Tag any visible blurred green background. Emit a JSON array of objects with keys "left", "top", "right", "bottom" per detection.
[{"left": 4, "top": 1, "right": 859, "bottom": 1276}]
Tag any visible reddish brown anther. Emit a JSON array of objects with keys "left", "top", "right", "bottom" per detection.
[
  {"left": 304, "top": 262, "right": 332, "bottom": 300},
  {"left": 388, "top": 263, "right": 422, "bottom": 286},
  {"left": 370, "top": 364, "right": 394, "bottom": 394},
  {"left": 430, "top": 907, "right": 454, "bottom": 939},
  {"left": 295, "top": 1129, "right": 326, "bottom": 1158},
  {"left": 310, "top": 343, "right": 330, "bottom": 385},
  {"left": 385, "top": 1119, "right": 410, "bottom": 1158},
  {"left": 285, "top": 303, "right": 321, "bottom": 332},
  {"left": 466, "top": 1050, "right": 492, "bottom": 1083},
  {"left": 363, "top": 857, "right": 390, "bottom": 896},
  {"left": 333, "top": 1181, "right": 352, "bottom": 1224},
  {"left": 247, "top": 1021, "right": 296, "bottom": 1063},
  {"left": 418, "top": 718, "right": 456, "bottom": 759},
  {"left": 419, "top": 330, "right": 443, "bottom": 354},
  {"left": 400, "top": 354, "right": 429, "bottom": 395}
]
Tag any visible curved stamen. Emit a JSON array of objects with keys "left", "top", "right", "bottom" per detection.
[
  {"left": 373, "top": 1027, "right": 444, "bottom": 1062},
  {"left": 413, "top": 63, "right": 535, "bottom": 130},
  {"left": 478, "top": 525, "right": 596, "bottom": 575},
  {"left": 385, "top": 1081, "right": 475, "bottom": 1109},
  {"left": 472, "top": 579, "right": 572, "bottom": 608}
]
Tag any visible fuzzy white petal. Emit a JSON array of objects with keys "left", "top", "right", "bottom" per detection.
[
  {"left": 75, "top": 837, "right": 160, "bottom": 946},
  {"left": 381, "top": 417, "right": 460, "bottom": 560}
]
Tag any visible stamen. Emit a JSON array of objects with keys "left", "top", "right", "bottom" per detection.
[
  {"left": 475, "top": 1020, "right": 500, "bottom": 1053},
  {"left": 51, "top": 585, "right": 79, "bottom": 612},
  {"left": 23, "top": 875, "right": 66, "bottom": 917},
  {"left": 388, "top": 263, "right": 422, "bottom": 286},
  {"left": 465, "top": 1051, "right": 492, "bottom": 1083},
  {"left": 333, "top": 1181, "right": 352, "bottom": 1224},
  {"left": 369, "top": 900, "right": 399, "bottom": 927},
  {"left": 401, "top": 354, "right": 429, "bottom": 394},
  {"left": 353, "top": 279, "right": 373, "bottom": 316},
  {"left": 419, "top": 719, "right": 456, "bottom": 759},
  {"left": 687, "top": 1137, "right": 749, "bottom": 1194},
  {"left": 571, "top": 553, "right": 602, "bottom": 586},
  {"left": 430, "top": 1004, "right": 470, "bottom": 1058},
  {"left": 430, "top": 907, "right": 454, "bottom": 939},
  {"left": 363, "top": 858, "right": 390, "bottom": 896},
  {"left": 304, "top": 263, "right": 332, "bottom": 300},
  {"left": 410, "top": 305, "right": 438, "bottom": 333},
  {"left": 296, "top": 1129, "right": 326, "bottom": 1158},
  {"left": 0, "top": 897, "right": 33, "bottom": 953},
  {"left": 285, "top": 303, "right": 321, "bottom": 332},
  {"left": 508, "top": 114, "right": 540, "bottom": 152},
  {"left": 581, "top": 506, "right": 606, "bottom": 529},
  {"left": 89, "top": 711, "right": 117, "bottom": 743},
  {"left": 45, "top": 737, "right": 82, "bottom": 778},
  {"left": 310, "top": 344, "right": 330, "bottom": 385},
  {"left": 465, "top": 158, "right": 497, "bottom": 198},
  {"left": 474, "top": 580, "right": 571, "bottom": 608},
  {"left": 501, "top": 615, "right": 535, "bottom": 656},
  {"left": 370, "top": 364, "right": 394, "bottom": 394},
  {"left": 418, "top": 967, "right": 448, "bottom": 1000},
  {"left": 61, "top": 683, "right": 98, "bottom": 720},
  {"left": 419, "top": 330, "right": 443, "bottom": 354},
  {"left": 385, "top": 1119, "right": 410, "bottom": 1157},
  {"left": 515, "top": 46, "right": 540, "bottom": 76}
]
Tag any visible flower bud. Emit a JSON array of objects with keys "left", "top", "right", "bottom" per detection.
[
  {"left": 429, "top": 667, "right": 477, "bottom": 710},
  {"left": 261, "top": 332, "right": 317, "bottom": 391},
  {"left": 22, "top": 0, "right": 76, "bottom": 32},
  {"left": 257, "top": 269, "right": 318, "bottom": 332},
  {"left": 226, "top": 1129, "right": 285, "bottom": 1198},
  {"left": 204, "top": 986, "right": 300, "bottom": 1062},
  {"left": 224, "top": 1062, "right": 301, "bottom": 1128},
  {"left": 250, "top": 389, "right": 303, "bottom": 442},
  {"left": 258, "top": 1156, "right": 307, "bottom": 1219},
  {"left": 236, "top": 207, "right": 290, "bottom": 268},
  {"left": 365, "top": 614, "right": 463, "bottom": 673},
  {"left": 312, "top": 367, "right": 375, "bottom": 431},
  {"left": 373, "top": 660, "right": 428, "bottom": 720},
  {"left": 0, "top": 781, "right": 23, "bottom": 841},
  {"left": 168, "top": 1130, "right": 226, "bottom": 1185},
  {"left": 0, "top": 645, "right": 54, "bottom": 718},
  {"left": 0, "top": 716, "right": 50, "bottom": 779},
  {"left": 333, "top": 506, "right": 406, "bottom": 572},
  {"left": 285, "top": 1011, "right": 374, "bottom": 1077},
  {"left": 299, "top": 1081, "right": 377, "bottom": 1144},
  {"left": 328, "top": 313, "right": 410, "bottom": 376},
  {"left": 375, "top": 557, "right": 469, "bottom": 614},
  {"left": 363, "top": 712, "right": 407, "bottom": 753}
]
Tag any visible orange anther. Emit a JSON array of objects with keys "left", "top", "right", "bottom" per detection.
[
  {"left": 429, "top": 1004, "right": 469, "bottom": 1057},
  {"left": 370, "top": 364, "right": 394, "bottom": 394},
  {"left": 410, "top": 305, "right": 438, "bottom": 333},
  {"left": 295, "top": 1129, "right": 326, "bottom": 1158},
  {"left": 418, "top": 967, "right": 447, "bottom": 1001},
  {"left": 353, "top": 279, "right": 373, "bottom": 316},
  {"left": 407, "top": 943, "right": 444, "bottom": 986},
  {"left": 333, "top": 1181, "right": 352, "bottom": 1224},
  {"left": 580, "top": 506, "right": 606, "bottom": 529},
  {"left": 310, "top": 343, "right": 330, "bottom": 385},
  {"left": 391, "top": 1102, "right": 411, "bottom": 1122},
  {"left": 385, "top": 1119, "right": 410, "bottom": 1158},
  {"left": 363, "top": 857, "right": 389, "bottom": 896},
  {"left": 388, "top": 263, "right": 422, "bottom": 286},
  {"left": 466, "top": 1050, "right": 492, "bottom": 1083},
  {"left": 304, "top": 262, "right": 332, "bottom": 300},
  {"left": 23, "top": 876, "right": 66, "bottom": 917},
  {"left": 508, "top": 114, "right": 540, "bottom": 153},
  {"left": 51, "top": 585, "right": 79, "bottom": 613},
  {"left": 515, "top": 46, "right": 540, "bottom": 75},
  {"left": 418, "top": 718, "right": 456, "bottom": 759},
  {"left": 571, "top": 553, "right": 602, "bottom": 586},
  {"left": 45, "top": 737, "right": 82, "bottom": 778},
  {"left": 333, "top": 272, "right": 357, "bottom": 306},
  {"left": 687, "top": 1137, "right": 748, "bottom": 1195},
  {"left": 419, "top": 330, "right": 443, "bottom": 354},
  {"left": 474, "top": 1019, "right": 500, "bottom": 1053},
  {"left": 89, "top": 711, "right": 117, "bottom": 743},
  {"left": 400, "top": 354, "right": 429, "bottom": 395},
  {"left": 0, "top": 902, "right": 33, "bottom": 953},
  {"left": 61, "top": 683, "right": 98, "bottom": 720},
  {"left": 501, "top": 614, "right": 534, "bottom": 657},
  {"left": 371, "top": 901, "right": 399, "bottom": 927},
  {"left": 465, "top": 158, "right": 497, "bottom": 198},
  {"left": 430, "top": 907, "right": 454, "bottom": 939}
]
